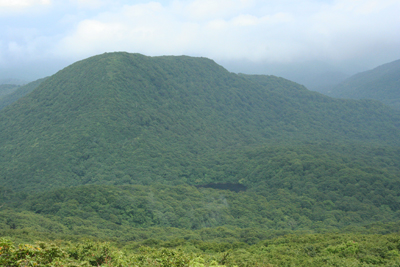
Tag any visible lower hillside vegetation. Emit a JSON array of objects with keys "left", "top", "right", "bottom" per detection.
[
  {"left": 1, "top": 143, "right": 400, "bottom": 240},
  {"left": 2, "top": 233, "right": 400, "bottom": 266},
  {"left": 1, "top": 142, "right": 400, "bottom": 265}
]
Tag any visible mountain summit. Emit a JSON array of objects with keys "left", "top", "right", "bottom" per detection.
[{"left": 0, "top": 52, "right": 399, "bottom": 192}]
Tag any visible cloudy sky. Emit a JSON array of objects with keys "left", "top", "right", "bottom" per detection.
[{"left": 1, "top": 0, "right": 400, "bottom": 86}]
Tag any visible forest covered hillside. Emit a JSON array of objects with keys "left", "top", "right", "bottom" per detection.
[
  {"left": 328, "top": 59, "right": 400, "bottom": 109},
  {"left": 0, "top": 52, "right": 399, "bottom": 192},
  {"left": 1, "top": 53, "right": 400, "bottom": 265}
]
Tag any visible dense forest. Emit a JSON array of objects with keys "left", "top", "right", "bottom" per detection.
[
  {"left": 1, "top": 52, "right": 400, "bottom": 266},
  {"left": 0, "top": 53, "right": 399, "bottom": 192},
  {"left": 3, "top": 233, "right": 400, "bottom": 266}
]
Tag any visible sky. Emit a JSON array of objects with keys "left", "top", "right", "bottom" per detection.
[{"left": 1, "top": 0, "right": 400, "bottom": 88}]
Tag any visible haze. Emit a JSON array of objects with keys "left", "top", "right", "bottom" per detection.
[{"left": 1, "top": 0, "right": 399, "bottom": 90}]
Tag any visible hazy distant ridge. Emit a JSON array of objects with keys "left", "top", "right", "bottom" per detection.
[
  {"left": 0, "top": 78, "right": 46, "bottom": 110},
  {"left": 328, "top": 59, "right": 400, "bottom": 109}
]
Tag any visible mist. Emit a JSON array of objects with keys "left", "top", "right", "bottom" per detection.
[{"left": 1, "top": 0, "right": 400, "bottom": 91}]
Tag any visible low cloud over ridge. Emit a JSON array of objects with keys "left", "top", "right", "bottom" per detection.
[{"left": 1, "top": 0, "right": 400, "bottom": 80}]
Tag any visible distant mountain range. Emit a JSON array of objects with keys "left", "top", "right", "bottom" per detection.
[
  {"left": 0, "top": 84, "right": 19, "bottom": 98},
  {"left": 328, "top": 59, "right": 400, "bottom": 109},
  {"left": 0, "top": 78, "right": 27, "bottom": 85},
  {"left": 0, "top": 78, "right": 45, "bottom": 110}
]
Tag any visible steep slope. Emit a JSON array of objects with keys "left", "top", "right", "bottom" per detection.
[
  {"left": 328, "top": 59, "right": 400, "bottom": 109},
  {"left": 0, "top": 52, "right": 399, "bottom": 192}
]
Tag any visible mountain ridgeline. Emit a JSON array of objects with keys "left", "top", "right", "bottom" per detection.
[
  {"left": 0, "top": 84, "right": 19, "bottom": 98},
  {"left": 0, "top": 52, "right": 400, "bottom": 193},
  {"left": 328, "top": 59, "right": 400, "bottom": 109},
  {"left": 0, "top": 78, "right": 46, "bottom": 110}
]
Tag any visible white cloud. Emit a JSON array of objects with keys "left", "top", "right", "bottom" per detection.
[
  {"left": 302, "top": 0, "right": 400, "bottom": 62},
  {"left": 0, "top": 0, "right": 51, "bottom": 17},
  {"left": 68, "top": 0, "right": 106, "bottom": 9},
  {"left": 0, "top": 0, "right": 50, "bottom": 8},
  {"left": 172, "top": 0, "right": 255, "bottom": 20},
  {"left": 54, "top": 1, "right": 299, "bottom": 61},
  {"left": 55, "top": 2, "right": 172, "bottom": 57},
  {"left": 331, "top": 0, "right": 397, "bottom": 15},
  {"left": 2, "top": 0, "right": 400, "bottom": 78},
  {"left": 231, "top": 12, "right": 293, "bottom": 27}
]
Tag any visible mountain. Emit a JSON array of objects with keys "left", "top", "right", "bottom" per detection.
[
  {"left": 0, "top": 84, "right": 19, "bottom": 98},
  {"left": 0, "top": 78, "right": 46, "bottom": 110},
  {"left": 0, "top": 78, "right": 27, "bottom": 85},
  {"left": 1, "top": 52, "right": 400, "bottom": 243},
  {"left": 297, "top": 71, "right": 349, "bottom": 93},
  {"left": 328, "top": 59, "right": 400, "bottom": 109},
  {"left": 0, "top": 52, "right": 399, "bottom": 193},
  {"left": 220, "top": 59, "right": 350, "bottom": 93}
]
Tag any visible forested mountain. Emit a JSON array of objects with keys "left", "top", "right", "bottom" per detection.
[
  {"left": 1, "top": 52, "right": 400, "bottom": 256},
  {"left": 328, "top": 59, "right": 400, "bottom": 109},
  {"left": 0, "top": 52, "right": 399, "bottom": 192}
]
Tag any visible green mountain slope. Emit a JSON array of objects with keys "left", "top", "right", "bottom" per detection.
[
  {"left": 0, "top": 52, "right": 400, "bottom": 192},
  {"left": 328, "top": 59, "right": 400, "bottom": 109},
  {"left": 1, "top": 52, "right": 400, "bottom": 244}
]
